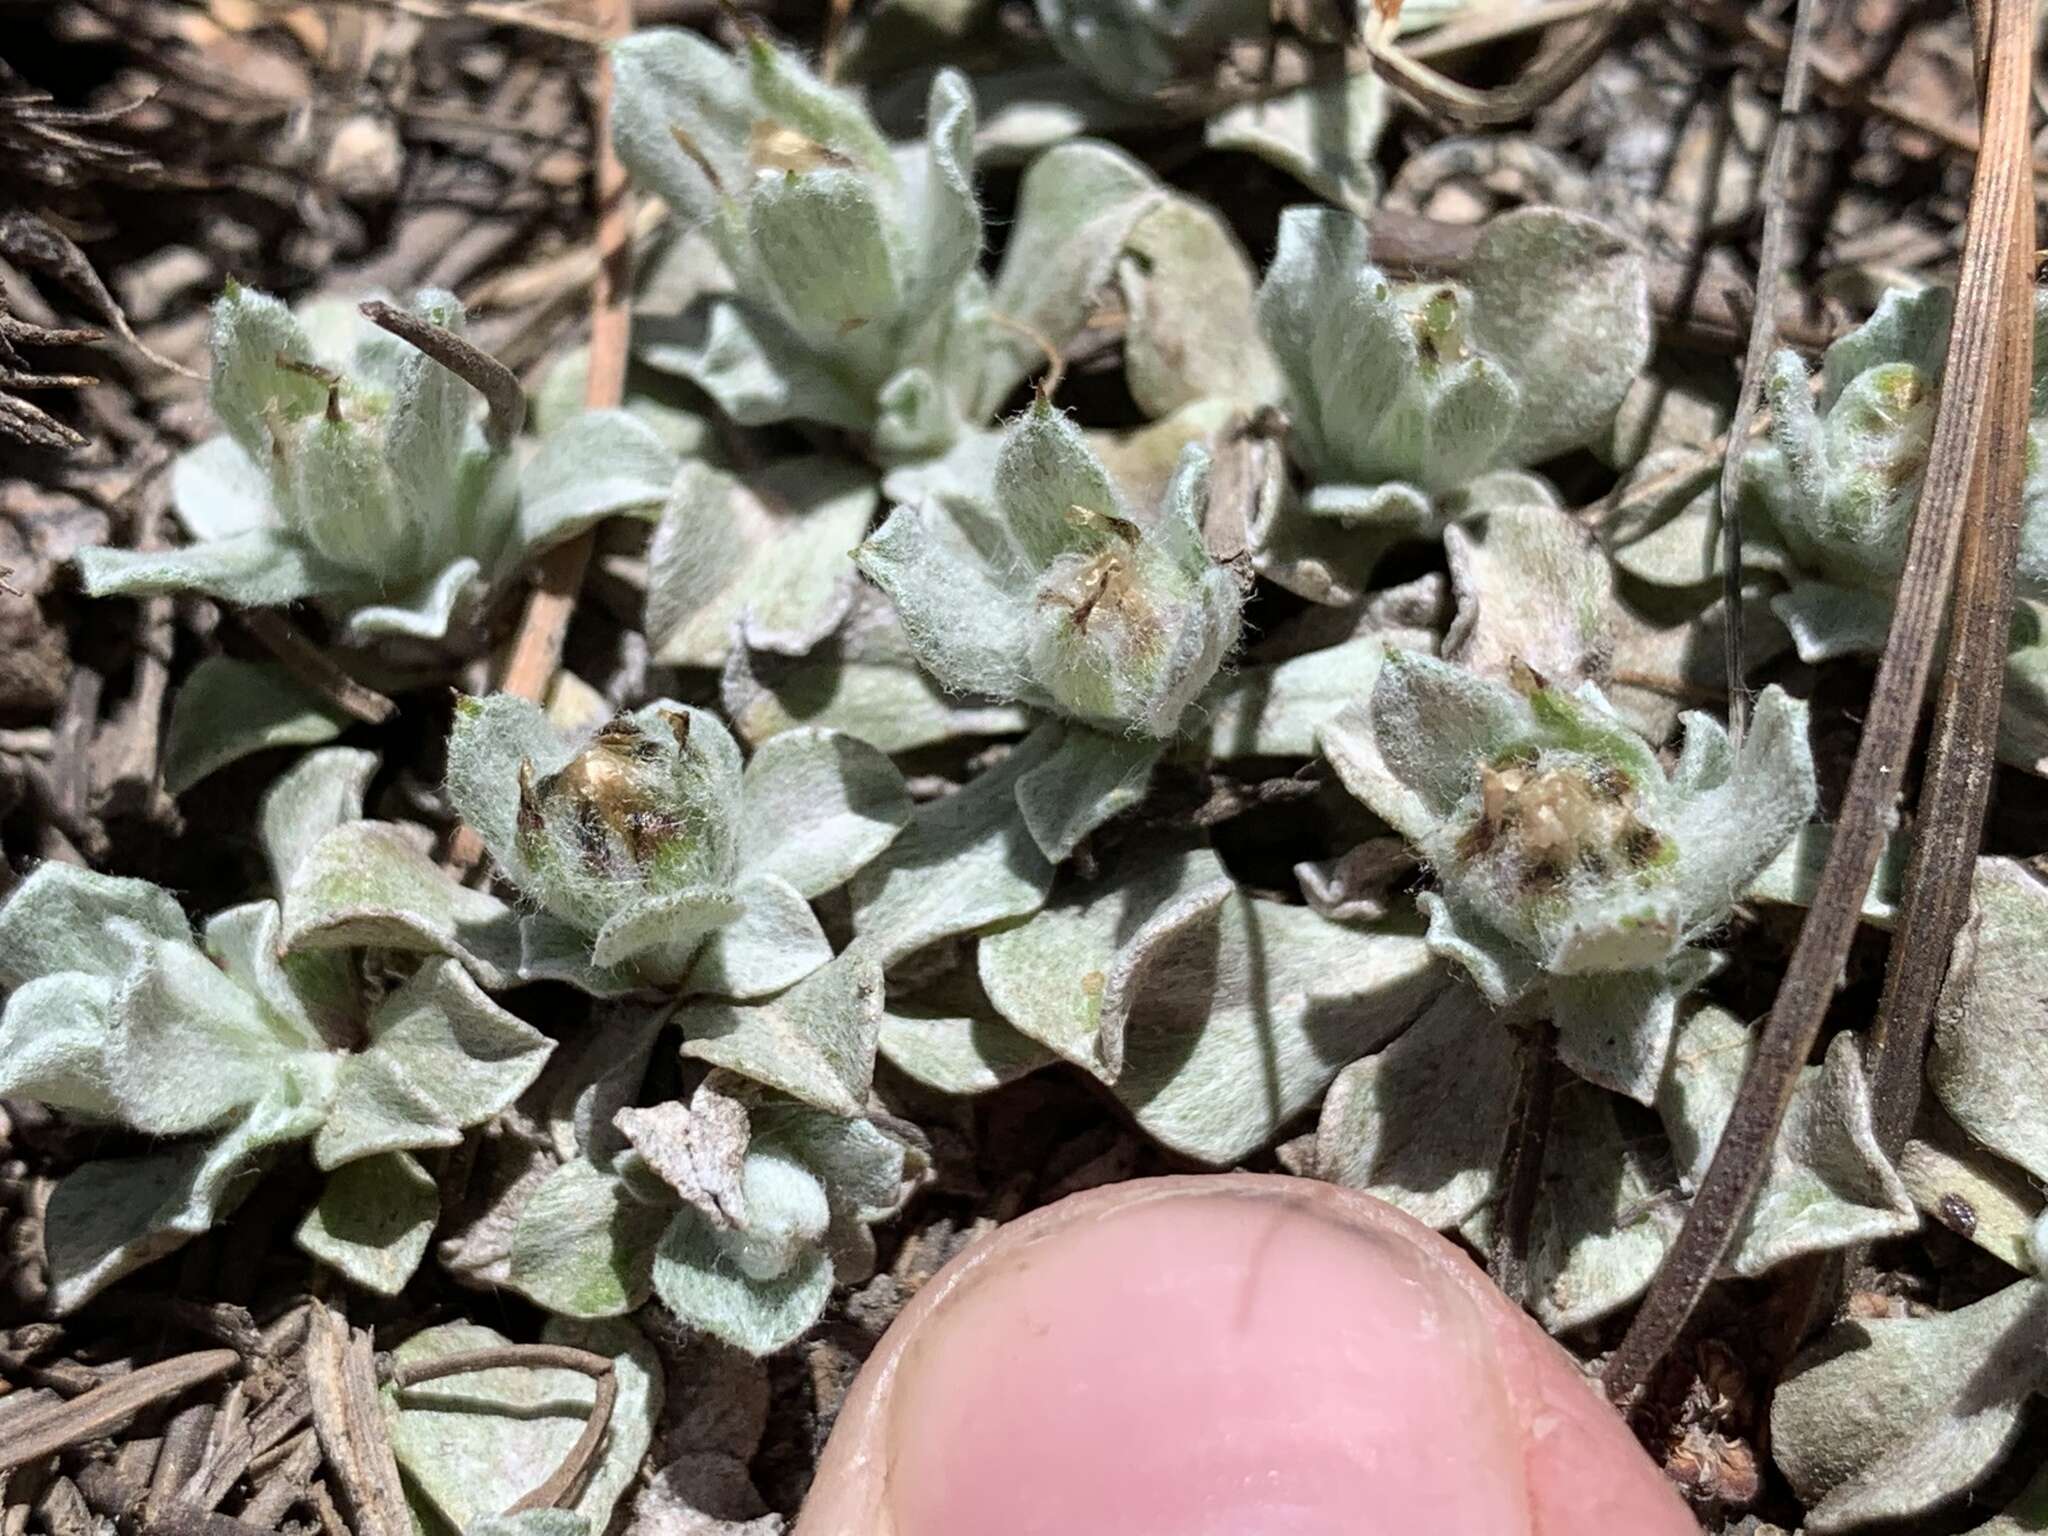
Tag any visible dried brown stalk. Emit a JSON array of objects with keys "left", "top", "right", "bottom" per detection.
[
  {"left": 240, "top": 610, "right": 398, "bottom": 726},
  {"left": 1861, "top": 57, "right": 2037, "bottom": 1158},
  {"left": 1488, "top": 1019, "right": 1559, "bottom": 1306},
  {"left": 358, "top": 300, "right": 528, "bottom": 450},
  {"left": 303, "top": 1305, "right": 411, "bottom": 1536},
  {"left": 1600, "top": 0, "right": 2041, "bottom": 1405},
  {"left": 1713, "top": 0, "right": 1820, "bottom": 743},
  {"left": 448, "top": 0, "right": 635, "bottom": 876},
  {"left": 0, "top": 1350, "right": 240, "bottom": 1473},
  {"left": 1361, "top": 0, "right": 1630, "bottom": 127}
]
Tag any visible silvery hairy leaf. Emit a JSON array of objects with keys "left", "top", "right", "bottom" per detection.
[
  {"left": 646, "top": 457, "right": 874, "bottom": 668},
  {"left": 978, "top": 840, "right": 1446, "bottom": 1162},
  {"left": 1257, "top": 204, "right": 1650, "bottom": 500},
  {"left": 722, "top": 584, "right": 1032, "bottom": 753},
  {"left": 1658, "top": 1005, "right": 1916, "bottom": 1275},
  {"left": 1771, "top": 1272, "right": 2048, "bottom": 1532},
  {"left": 161, "top": 656, "right": 346, "bottom": 796},
  {"left": 614, "top": 35, "right": 988, "bottom": 457},
  {"left": 75, "top": 286, "right": 512, "bottom": 646},
  {"left": 1929, "top": 857, "right": 2048, "bottom": 1184}
]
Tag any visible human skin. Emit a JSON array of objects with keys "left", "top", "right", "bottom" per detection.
[{"left": 795, "top": 1174, "right": 1700, "bottom": 1536}]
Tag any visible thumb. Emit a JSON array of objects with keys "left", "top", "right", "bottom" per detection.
[{"left": 797, "top": 1174, "right": 1698, "bottom": 1536}]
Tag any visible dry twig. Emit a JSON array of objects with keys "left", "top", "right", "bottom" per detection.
[
  {"left": 0, "top": 1351, "right": 239, "bottom": 1474},
  {"left": 1713, "top": 0, "right": 1821, "bottom": 743},
  {"left": 240, "top": 610, "right": 398, "bottom": 726},
  {"left": 1861, "top": 32, "right": 2037, "bottom": 1158},
  {"left": 1361, "top": 0, "right": 1630, "bottom": 127},
  {"left": 388, "top": 1345, "right": 619, "bottom": 1514},
  {"left": 1600, "top": 0, "right": 2041, "bottom": 1405},
  {"left": 304, "top": 1305, "right": 411, "bottom": 1536}
]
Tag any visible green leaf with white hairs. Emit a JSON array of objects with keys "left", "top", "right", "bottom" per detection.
[
  {"left": 1930, "top": 858, "right": 2048, "bottom": 1184},
  {"left": 0, "top": 863, "right": 191, "bottom": 989},
  {"left": 851, "top": 724, "right": 1061, "bottom": 965},
  {"left": 1771, "top": 1278, "right": 2048, "bottom": 1533},
  {"left": 1460, "top": 1081, "right": 1681, "bottom": 1333},
  {"left": 720, "top": 586, "right": 1032, "bottom": 752},
  {"left": 646, "top": 458, "right": 873, "bottom": 668},
  {"left": 1116, "top": 195, "right": 1278, "bottom": 418},
  {"left": 1659, "top": 1004, "right": 1916, "bottom": 1276},
  {"left": 1309, "top": 984, "right": 1514, "bottom": 1230},
  {"left": 676, "top": 946, "right": 883, "bottom": 1116},
  {"left": 258, "top": 746, "right": 379, "bottom": 893},
  {"left": 507, "top": 1157, "right": 670, "bottom": 1317},
  {"left": 162, "top": 657, "right": 347, "bottom": 797},
  {"left": 281, "top": 820, "right": 525, "bottom": 988},
  {"left": 312, "top": 957, "right": 551, "bottom": 1170},
  {"left": 296, "top": 1150, "right": 439, "bottom": 1295},
  {"left": 517, "top": 408, "right": 679, "bottom": 552},
  {"left": 980, "top": 841, "right": 1447, "bottom": 1162},
  {"left": 1014, "top": 726, "right": 1162, "bottom": 863},
  {"left": 736, "top": 727, "right": 911, "bottom": 898},
  {"left": 652, "top": 1201, "right": 834, "bottom": 1356},
  {"left": 979, "top": 141, "right": 1164, "bottom": 415}
]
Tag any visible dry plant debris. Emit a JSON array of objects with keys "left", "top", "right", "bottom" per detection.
[{"left": 2, "top": 0, "right": 2046, "bottom": 1531}]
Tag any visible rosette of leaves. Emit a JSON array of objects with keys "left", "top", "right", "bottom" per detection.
[
  {"left": 856, "top": 402, "right": 1242, "bottom": 856},
  {"left": 74, "top": 283, "right": 662, "bottom": 645},
  {"left": 0, "top": 857, "right": 551, "bottom": 1309},
  {"left": 503, "top": 1066, "right": 920, "bottom": 1355},
  {"left": 1745, "top": 286, "right": 2048, "bottom": 661},
  {"left": 445, "top": 696, "right": 910, "bottom": 996},
  {"left": 1252, "top": 205, "right": 1651, "bottom": 603},
  {"left": 1319, "top": 651, "right": 1817, "bottom": 1101},
  {"left": 610, "top": 31, "right": 988, "bottom": 461}
]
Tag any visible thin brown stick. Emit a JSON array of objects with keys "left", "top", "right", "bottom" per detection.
[
  {"left": 446, "top": 0, "right": 635, "bottom": 876},
  {"left": 1362, "top": 0, "right": 1629, "bottom": 127},
  {"left": 1600, "top": 0, "right": 2039, "bottom": 1406},
  {"left": 1862, "top": 90, "right": 2036, "bottom": 1157},
  {"left": 0, "top": 1351, "right": 239, "bottom": 1473},
  {"left": 1488, "top": 1019, "right": 1559, "bottom": 1307},
  {"left": 1714, "top": 0, "right": 1820, "bottom": 743},
  {"left": 1405, "top": 0, "right": 1616, "bottom": 61},
  {"left": 390, "top": 1346, "right": 618, "bottom": 1514},
  {"left": 358, "top": 300, "right": 527, "bottom": 450},
  {"left": 240, "top": 610, "right": 398, "bottom": 726}
]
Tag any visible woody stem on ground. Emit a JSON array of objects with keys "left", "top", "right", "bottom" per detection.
[{"left": 1599, "top": 0, "right": 2041, "bottom": 1407}]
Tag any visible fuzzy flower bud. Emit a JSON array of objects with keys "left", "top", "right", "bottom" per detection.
[
  {"left": 1320, "top": 651, "right": 1817, "bottom": 1101},
  {"left": 857, "top": 402, "right": 1244, "bottom": 739}
]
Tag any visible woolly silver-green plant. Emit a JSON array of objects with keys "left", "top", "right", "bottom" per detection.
[
  {"left": 856, "top": 402, "right": 1244, "bottom": 858},
  {"left": 1745, "top": 287, "right": 2048, "bottom": 658},
  {"left": 858, "top": 401, "right": 1242, "bottom": 738},
  {"left": 74, "top": 284, "right": 666, "bottom": 647},
  {"left": 1250, "top": 204, "right": 1651, "bottom": 603},
  {"left": 610, "top": 30, "right": 989, "bottom": 460},
  {"left": 0, "top": 858, "right": 551, "bottom": 1309},
  {"left": 1319, "top": 651, "right": 1817, "bottom": 1102},
  {"left": 445, "top": 696, "right": 909, "bottom": 996}
]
